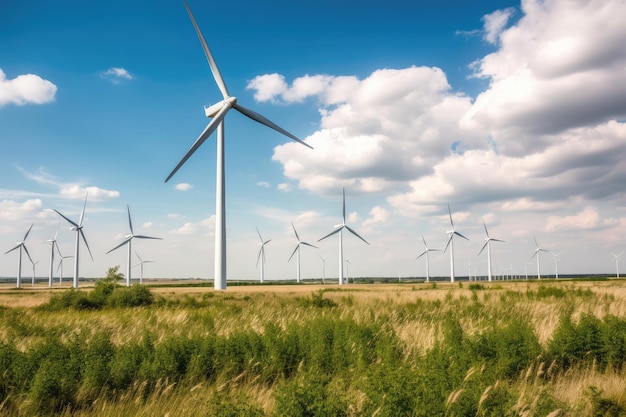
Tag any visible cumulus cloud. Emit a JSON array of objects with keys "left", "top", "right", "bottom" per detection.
[
  {"left": 175, "top": 183, "right": 193, "bottom": 191},
  {"left": 0, "top": 69, "right": 57, "bottom": 107},
  {"left": 363, "top": 206, "right": 390, "bottom": 228},
  {"left": 545, "top": 206, "right": 600, "bottom": 232},
  {"left": 0, "top": 199, "right": 43, "bottom": 222},
  {"left": 482, "top": 8, "right": 515, "bottom": 45},
  {"left": 100, "top": 67, "right": 134, "bottom": 84},
  {"left": 277, "top": 183, "right": 293, "bottom": 192},
  {"left": 170, "top": 216, "right": 215, "bottom": 236}
]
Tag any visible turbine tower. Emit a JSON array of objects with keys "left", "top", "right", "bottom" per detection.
[
  {"left": 57, "top": 252, "right": 73, "bottom": 285},
  {"left": 531, "top": 237, "right": 548, "bottom": 280},
  {"left": 443, "top": 205, "right": 469, "bottom": 282},
  {"left": 164, "top": 3, "right": 312, "bottom": 291},
  {"left": 107, "top": 205, "right": 162, "bottom": 287},
  {"left": 318, "top": 188, "right": 369, "bottom": 285},
  {"left": 288, "top": 222, "right": 318, "bottom": 283},
  {"left": 46, "top": 223, "right": 62, "bottom": 287},
  {"left": 611, "top": 252, "right": 623, "bottom": 278},
  {"left": 134, "top": 251, "right": 155, "bottom": 284},
  {"left": 54, "top": 193, "right": 93, "bottom": 288},
  {"left": 4, "top": 224, "right": 34, "bottom": 288},
  {"left": 416, "top": 235, "right": 440, "bottom": 282},
  {"left": 477, "top": 219, "right": 504, "bottom": 282},
  {"left": 317, "top": 254, "right": 326, "bottom": 284},
  {"left": 256, "top": 227, "right": 271, "bottom": 283},
  {"left": 30, "top": 259, "right": 39, "bottom": 287}
]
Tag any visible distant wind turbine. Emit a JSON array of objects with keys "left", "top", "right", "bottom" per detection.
[
  {"left": 57, "top": 252, "right": 73, "bottom": 285},
  {"left": 531, "top": 237, "right": 548, "bottom": 280},
  {"left": 318, "top": 188, "right": 369, "bottom": 285},
  {"left": 611, "top": 252, "right": 623, "bottom": 278},
  {"left": 256, "top": 227, "right": 271, "bottom": 283},
  {"left": 317, "top": 254, "right": 326, "bottom": 284},
  {"left": 345, "top": 259, "right": 351, "bottom": 283},
  {"left": 288, "top": 222, "right": 318, "bottom": 283},
  {"left": 30, "top": 259, "right": 39, "bottom": 287},
  {"left": 443, "top": 205, "right": 469, "bottom": 282},
  {"left": 164, "top": 3, "right": 312, "bottom": 291},
  {"left": 107, "top": 205, "right": 162, "bottom": 287},
  {"left": 477, "top": 219, "right": 505, "bottom": 282},
  {"left": 134, "top": 251, "right": 155, "bottom": 285},
  {"left": 46, "top": 223, "right": 62, "bottom": 287},
  {"left": 416, "top": 235, "right": 440, "bottom": 282},
  {"left": 4, "top": 224, "right": 34, "bottom": 288},
  {"left": 54, "top": 193, "right": 93, "bottom": 288},
  {"left": 551, "top": 251, "right": 562, "bottom": 279}
]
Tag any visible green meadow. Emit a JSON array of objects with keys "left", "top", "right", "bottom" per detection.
[{"left": 1, "top": 275, "right": 626, "bottom": 416}]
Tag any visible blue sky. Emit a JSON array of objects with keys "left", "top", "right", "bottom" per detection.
[{"left": 2, "top": 0, "right": 626, "bottom": 281}]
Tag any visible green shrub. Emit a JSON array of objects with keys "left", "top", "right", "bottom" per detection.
[
  {"left": 107, "top": 284, "right": 154, "bottom": 308},
  {"left": 273, "top": 372, "right": 347, "bottom": 417}
]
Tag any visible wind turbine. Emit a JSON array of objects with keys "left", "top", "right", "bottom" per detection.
[
  {"left": 107, "top": 205, "right": 162, "bottom": 287},
  {"left": 54, "top": 193, "right": 93, "bottom": 288},
  {"left": 318, "top": 188, "right": 369, "bottom": 285},
  {"left": 345, "top": 259, "right": 351, "bottom": 283},
  {"left": 551, "top": 251, "right": 562, "bottom": 279},
  {"left": 415, "top": 235, "right": 440, "bottom": 282},
  {"left": 317, "top": 254, "right": 326, "bottom": 284},
  {"left": 288, "top": 222, "right": 318, "bottom": 283},
  {"left": 531, "top": 237, "right": 548, "bottom": 280},
  {"left": 477, "top": 219, "right": 504, "bottom": 282},
  {"left": 30, "top": 259, "right": 39, "bottom": 287},
  {"left": 57, "top": 253, "right": 73, "bottom": 285},
  {"left": 443, "top": 205, "right": 469, "bottom": 282},
  {"left": 134, "top": 251, "right": 155, "bottom": 285},
  {"left": 164, "top": 3, "right": 312, "bottom": 291},
  {"left": 256, "top": 227, "right": 271, "bottom": 283},
  {"left": 611, "top": 252, "right": 623, "bottom": 278},
  {"left": 46, "top": 223, "right": 62, "bottom": 287},
  {"left": 4, "top": 224, "right": 34, "bottom": 288}
]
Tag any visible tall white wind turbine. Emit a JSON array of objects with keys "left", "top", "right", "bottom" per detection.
[
  {"left": 611, "top": 252, "right": 623, "bottom": 278},
  {"left": 443, "top": 205, "right": 469, "bottom": 282},
  {"left": 256, "top": 227, "right": 271, "bottom": 283},
  {"left": 4, "top": 224, "right": 34, "bottom": 288},
  {"left": 318, "top": 188, "right": 369, "bottom": 285},
  {"left": 164, "top": 3, "right": 312, "bottom": 291},
  {"left": 531, "top": 237, "right": 548, "bottom": 280},
  {"left": 46, "top": 223, "right": 62, "bottom": 287},
  {"left": 415, "top": 235, "right": 440, "bottom": 282},
  {"left": 134, "top": 251, "right": 155, "bottom": 285},
  {"left": 477, "top": 219, "right": 504, "bottom": 282},
  {"left": 107, "top": 205, "right": 162, "bottom": 287},
  {"left": 288, "top": 222, "right": 318, "bottom": 283}
]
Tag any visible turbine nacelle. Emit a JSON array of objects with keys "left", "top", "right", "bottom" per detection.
[{"left": 204, "top": 97, "right": 237, "bottom": 118}]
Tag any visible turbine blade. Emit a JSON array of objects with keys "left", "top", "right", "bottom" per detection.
[
  {"left": 345, "top": 225, "right": 369, "bottom": 245},
  {"left": 492, "top": 238, "right": 505, "bottom": 243},
  {"left": 54, "top": 222, "right": 60, "bottom": 240},
  {"left": 133, "top": 235, "right": 163, "bottom": 240},
  {"left": 106, "top": 237, "right": 131, "bottom": 254},
  {"left": 135, "top": 251, "right": 143, "bottom": 262},
  {"left": 256, "top": 226, "right": 263, "bottom": 242},
  {"left": 443, "top": 234, "right": 453, "bottom": 253},
  {"left": 300, "top": 241, "right": 318, "bottom": 249},
  {"left": 54, "top": 209, "right": 79, "bottom": 228},
  {"left": 342, "top": 188, "right": 348, "bottom": 224},
  {"left": 482, "top": 219, "right": 489, "bottom": 238},
  {"left": 263, "top": 239, "right": 272, "bottom": 246},
  {"left": 23, "top": 224, "right": 34, "bottom": 241},
  {"left": 288, "top": 245, "right": 299, "bottom": 262},
  {"left": 4, "top": 244, "right": 21, "bottom": 255},
  {"left": 22, "top": 244, "right": 34, "bottom": 264},
  {"left": 291, "top": 222, "right": 300, "bottom": 241},
  {"left": 183, "top": 2, "right": 230, "bottom": 99},
  {"left": 533, "top": 237, "right": 539, "bottom": 248},
  {"left": 318, "top": 227, "right": 343, "bottom": 242},
  {"left": 54, "top": 242, "right": 63, "bottom": 258},
  {"left": 256, "top": 246, "right": 263, "bottom": 267},
  {"left": 448, "top": 204, "right": 454, "bottom": 228},
  {"left": 478, "top": 241, "right": 489, "bottom": 256},
  {"left": 127, "top": 205, "right": 134, "bottom": 235},
  {"left": 79, "top": 229, "right": 93, "bottom": 261},
  {"left": 454, "top": 231, "right": 470, "bottom": 241},
  {"left": 234, "top": 103, "right": 313, "bottom": 149},
  {"left": 165, "top": 104, "right": 230, "bottom": 182},
  {"left": 416, "top": 250, "right": 428, "bottom": 260},
  {"left": 79, "top": 193, "right": 88, "bottom": 226}
]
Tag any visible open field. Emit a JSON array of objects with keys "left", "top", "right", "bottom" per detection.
[{"left": 1, "top": 278, "right": 626, "bottom": 416}]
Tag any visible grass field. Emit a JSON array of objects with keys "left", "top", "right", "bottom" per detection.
[{"left": 1, "top": 278, "right": 626, "bottom": 416}]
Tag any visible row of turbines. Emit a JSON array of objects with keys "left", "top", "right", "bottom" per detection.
[{"left": 3, "top": 196, "right": 161, "bottom": 288}]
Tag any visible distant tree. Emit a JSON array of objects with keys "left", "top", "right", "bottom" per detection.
[{"left": 105, "top": 266, "right": 124, "bottom": 282}]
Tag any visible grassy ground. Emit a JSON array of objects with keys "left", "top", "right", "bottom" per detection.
[{"left": 1, "top": 279, "right": 626, "bottom": 416}]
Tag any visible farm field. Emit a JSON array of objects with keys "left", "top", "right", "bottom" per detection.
[{"left": 1, "top": 278, "right": 626, "bottom": 416}]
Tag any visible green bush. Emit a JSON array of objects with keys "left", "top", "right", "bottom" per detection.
[{"left": 107, "top": 284, "right": 154, "bottom": 308}]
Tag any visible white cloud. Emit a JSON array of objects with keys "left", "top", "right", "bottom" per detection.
[
  {"left": 0, "top": 69, "right": 57, "bottom": 107},
  {"left": 170, "top": 222, "right": 196, "bottom": 235},
  {"left": 277, "top": 183, "right": 293, "bottom": 192},
  {"left": 363, "top": 206, "right": 389, "bottom": 228},
  {"left": 142, "top": 222, "right": 154, "bottom": 228},
  {"left": 545, "top": 206, "right": 601, "bottom": 232},
  {"left": 482, "top": 8, "right": 515, "bottom": 45},
  {"left": 0, "top": 199, "right": 43, "bottom": 222},
  {"left": 169, "top": 216, "right": 215, "bottom": 236},
  {"left": 256, "top": 181, "right": 271, "bottom": 188},
  {"left": 100, "top": 67, "right": 134, "bottom": 84},
  {"left": 168, "top": 213, "right": 182, "bottom": 219},
  {"left": 175, "top": 183, "right": 193, "bottom": 191}
]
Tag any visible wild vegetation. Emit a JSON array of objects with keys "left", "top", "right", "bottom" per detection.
[{"left": 1, "top": 277, "right": 626, "bottom": 416}]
